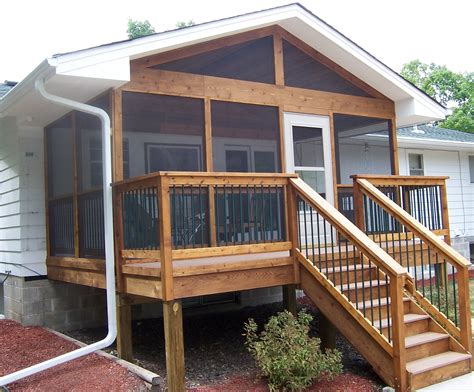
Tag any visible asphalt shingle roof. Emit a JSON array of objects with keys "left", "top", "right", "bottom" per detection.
[{"left": 397, "top": 125, "right": 474, "bottom": 143}]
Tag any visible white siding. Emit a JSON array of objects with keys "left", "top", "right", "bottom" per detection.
[
  {"left": 399, "top": 147, "right": 474, "bottom": 239},
  {"left": 0, "top": 118, "right": 46, "bottom": 277}
]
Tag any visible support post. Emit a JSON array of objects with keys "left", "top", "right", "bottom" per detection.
[
  {"left": 282, "top": 284, "right": 297, "bottom": 316},
  {"left": 390, "top": 275, "right": 407, "bottom": 392},
  {"left": 163, "top": 299, "right": 185, "bottom": 392},
  {"left": 319, "top": 313, "right": 336, "bottom": 350},
  {"left": 116, "top": 294, "right": 133, "bottom": 362}
]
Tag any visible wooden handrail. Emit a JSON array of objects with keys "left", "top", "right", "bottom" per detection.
[
  {"left": 355, "top": 179, "right": 470, "bottom": 269},
  {"left": 289, "top": 178, "right": 407, "bottom": 278},
  {"left": 113, "top": 171, "right": 297, "bottom": 190},
  {"left": 351, "top": 174, "right": 449, "bottom": 186}
]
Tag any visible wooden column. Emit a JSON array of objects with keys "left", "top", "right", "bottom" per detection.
[
  {"left": 158, "top": 176, "right": 174, "bottom": 300},
  {"left": 163, "top": 299, "right": 185, "bottom": 392},
  {"left": 389, "top": 118, "right": 399, "bottom": 176},
  {"left": 319, "top": 313, "right": 336, "bottom": 350},
  {"left": 390, "top": 275, "right": 407, "bottom": 392},
  {"left": 282, "top": 284, "right": 297, "bottom": 316},
  {"left": 116, "top": 294, "right": 133, "bottom": 362}
]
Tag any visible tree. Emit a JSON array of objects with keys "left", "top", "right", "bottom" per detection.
[
  {"left": 127, "top": 19, "right": 155, "bottom": 39},
  {"left": 176, "top": 20, "right": 195, "bottom": 29},
  {"left": 400, "top": 60, "right": 474, "bottom": 133}
]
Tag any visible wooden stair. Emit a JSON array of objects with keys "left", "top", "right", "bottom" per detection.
[{"left": 300, "top": 258, "right": 473, "bottom": 391}]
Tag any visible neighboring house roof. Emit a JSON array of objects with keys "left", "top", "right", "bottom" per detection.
[
  {"left": 0, "top": 3, "right": 448, "bottom": 128},
  {"left": 0, "top": 81, "right": 17, "bottom": 99},
  {"left": 398, "top": 125, "right": 474, "bottom": 143},
  {"left": 397, "top": 125, "right": 474, "bottom": 150}
]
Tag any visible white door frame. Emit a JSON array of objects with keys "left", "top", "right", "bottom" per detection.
[{"left": 283, "top": 112, "right": 334, "bottom": 205}]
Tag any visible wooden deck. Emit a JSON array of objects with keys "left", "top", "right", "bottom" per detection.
[{"left": 44, "top": 173, "right": 472, "bottom": 392}]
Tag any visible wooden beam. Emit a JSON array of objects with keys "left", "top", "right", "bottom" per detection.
[
  {"left": 112, "top": 89, "right": 124, "bottom": 181},
  {"left": 389, "top": 118, "right": 399, "bottom": 175},
  {"left": 162, "top": 299, "right": 185, "bottom": 392},
  {"left": 389, "top": 275, "right": 407, "bottom": 392},
  {"left": 116, "top": 294, "right": 133, "bottom": 362},
  {"left": 124, "top": 68, "right": 395, "bottom": 119},
  {"left": 158, "top": 176, "right": 174, "bottom": 300},
  {"left": 43, "top": 128, "right": 51, "bottom": 257},
  {"left": 273, "top": 32, "right": 284, "bottom": 86}
]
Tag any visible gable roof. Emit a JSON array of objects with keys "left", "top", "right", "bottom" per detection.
[{"left": 0, "top": 3, "right": 448, "bottom": 128}]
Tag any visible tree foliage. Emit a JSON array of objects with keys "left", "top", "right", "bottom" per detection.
[
  {"left": 401, "top": 60, "right": 474, "bottom": 133},
  {"left": 176, "top": 20, "right": 195, "bottom": 29},
  {"left": 127, "top": 19, "right": 155, "bottom": 39}
]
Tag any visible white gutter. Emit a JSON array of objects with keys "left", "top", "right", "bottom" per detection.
[{"left": 0, "top": 78, "right": 117, "bottom": 387}]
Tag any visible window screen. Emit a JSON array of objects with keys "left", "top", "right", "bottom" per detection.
[
  {"left": 153, "top": 36, "right": 275, "bottom": 84},
  {"left": 122, "top": 92, "right": 205, "bottom": 176},
  {"left": 283, "top": 40, "right": 372, "bottom": 97}
]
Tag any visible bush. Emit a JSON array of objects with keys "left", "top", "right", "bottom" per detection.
[{"left": 243, "top": 310, "right": 342, "bottom": 391}]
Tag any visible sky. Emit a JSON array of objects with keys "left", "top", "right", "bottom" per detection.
[{"left": 1, "top": 0, "right": 473, "bottom": 83}]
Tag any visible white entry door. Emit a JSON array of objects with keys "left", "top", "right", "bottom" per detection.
[{"left": 284, "top": 113, "right": 334, "bottom": 204}]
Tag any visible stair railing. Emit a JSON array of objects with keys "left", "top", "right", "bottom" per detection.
[
  {"left": 353, "top": 177, "right": 472, "bottom": 354},
  {"left": 289, "top": 178, "right": 408, "bottom": 391}
]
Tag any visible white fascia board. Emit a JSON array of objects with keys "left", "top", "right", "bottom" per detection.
[
  {"left": 397, "top": 136, "right": 474, "bottom": 151},
  {"left": 51, "top": 6, "right": 299, "bottom": 77},
  {"left": 288, "top": 9, "right": 448, "bottom": 121},
  {"left": 0, "top": 60, "right": 54, "bottom": 117}
]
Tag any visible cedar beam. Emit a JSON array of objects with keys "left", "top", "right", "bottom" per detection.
[
  {"left": 163, "top": 299, "right": 185, "bottom": 392},
  {"left": 116, "top": 294, "right": 133, "bottom": 362}
]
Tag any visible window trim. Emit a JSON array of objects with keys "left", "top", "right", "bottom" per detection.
[{"left": 407, "top": 151, "right": 425, "bottom": 176}]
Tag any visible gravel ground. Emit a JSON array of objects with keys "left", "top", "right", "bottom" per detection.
[
  {"left": 0, "top": 319, "right": 146, "bottom": 391},
  {"left": 68, "top": 296, "right": 384, "bottom": 390}
]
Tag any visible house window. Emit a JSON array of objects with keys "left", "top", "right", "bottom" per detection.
[
  {"left": 469, "top": 156, "right": 474, "bottom": 183},
  {"left": 409, "top": 153, "right": 424, "bottom": 176}
]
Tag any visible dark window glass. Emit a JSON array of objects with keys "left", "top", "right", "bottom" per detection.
[
  {"left": 283, "top": 40, "right": 372, "bottom": 97},
  {"left": 122, "top": 92, "right": 205, "bottom": 176},
  {"left": 333, "top": 114, "right": 393, "bottom": 184},
  {"left": 153, "top": 36, "right": 275, "bottom": 84},
  {"left": 211, "top": 101, "right": 281, "bottom": 173}
]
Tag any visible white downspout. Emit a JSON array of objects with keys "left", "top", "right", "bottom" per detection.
[{"left": 0, "top": 78, "right": 117, "bottom": 387}]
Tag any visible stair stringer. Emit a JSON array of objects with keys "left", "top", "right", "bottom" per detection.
[{"left": 300, "top": 266, "right": 395, "bottom": 386}]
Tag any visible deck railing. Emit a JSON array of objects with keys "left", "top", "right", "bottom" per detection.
[
  {"left": 113, "top": 172, "right": 295, "bottom": 297},
  {"left": 353, "top": 177, "right": 472, "bottom": 354}
]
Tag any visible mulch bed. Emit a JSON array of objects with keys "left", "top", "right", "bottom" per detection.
[
  {"left": 0, "top": 319, "right": 146, "bottom": 391},
  {"left": 68, "top": 296, "right": 385, "bottom": 391}
]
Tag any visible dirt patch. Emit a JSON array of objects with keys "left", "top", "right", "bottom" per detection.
[
  {"left": 0, "top": 319, "right": 146, "bottom": 391},
  {"left": 68, "top": 296, "right": 384, "bottom": 390}
]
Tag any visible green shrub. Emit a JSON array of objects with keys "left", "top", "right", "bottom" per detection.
[{"left": 243, "top": 310, "right": 342, "bottom": 391}]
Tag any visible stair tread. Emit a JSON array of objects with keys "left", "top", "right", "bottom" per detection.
[
  {"left": 379, "top": 313, "right": 430, "bottom": 328},
  {"left": 324, "top": 264, "right": 375, "bottom": 273},
  {"left": 343, "top": 279, "right": 388, "bottom": 291},
  {"left": 356, "top": 296, "right": 410, "bottom": 309},
  {"left": 406, "top": 351, "right": 471, "bottom": 375},
  {"left": 405, "top": 332, "right": 449, "bottom": 348}
]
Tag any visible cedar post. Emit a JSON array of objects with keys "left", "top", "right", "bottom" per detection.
[
  {"left": 163, "top": 299, "right": 185, "bottom": 392},
  {"left": 282, "top": 284, "right": 297, "bottom": 316},
  {"left": 319, "top": 313, "right": 336, "bottom": 350},
  {"left": 116, "top": 294, "right": 133, "bottom": 362}
]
